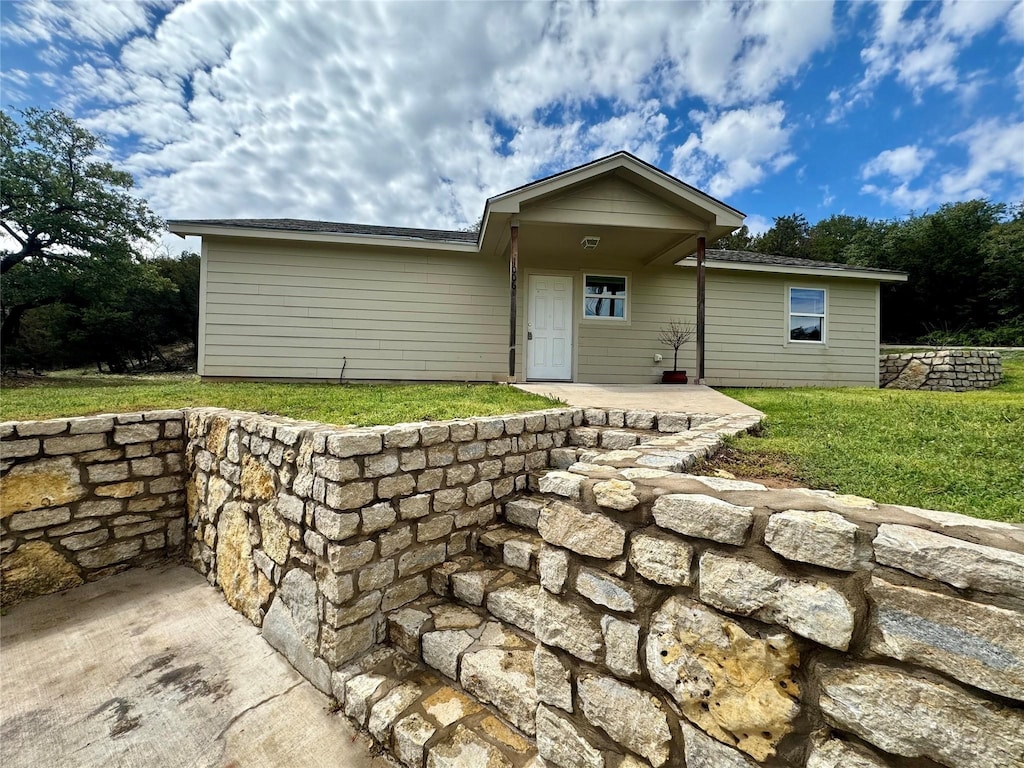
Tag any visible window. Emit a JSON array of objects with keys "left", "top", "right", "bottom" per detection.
[
  {"left": 789, "top": 287, "right": 826, "bottom": 343},
  {"left": 584, "top": 274, "right": 627, "bottom": 319}
]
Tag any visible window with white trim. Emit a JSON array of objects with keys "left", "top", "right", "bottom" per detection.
[
  {"left": 583, "top": 274, "right": 627, "bottom": 320},
  {"left": 789, "top": 287, "right": 826, "bottom": 343}
]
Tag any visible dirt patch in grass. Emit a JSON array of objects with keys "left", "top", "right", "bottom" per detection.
[{"left": 696, "top": 445, "right": 811, "bottom": 490}]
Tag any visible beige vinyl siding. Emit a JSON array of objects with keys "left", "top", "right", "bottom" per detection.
[
  {"left": 704, "top": 272, "right": 880, "bottom": 387},
  {"left": 519, "top": 176, "right": 705, "bottom": 230},
  {"left": 201, "top": 237, "right": 508, "bottom": 381}
]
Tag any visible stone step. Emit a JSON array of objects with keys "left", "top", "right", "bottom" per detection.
[
  {"left": 386, "top": 596, "right": 540, "bottom": 740},
  {"left": 333, "top": 644, "right": 541, "bottom": 768},
  {"left": 502, "top": 497, "right": 544, "bottom": 531},
  {"left": 477, "top": 521, "right": 544, "bottom": 576},
  {"left": 430, "top": 556, "right": 541, "bottom": 638},
  {"left": 568, "top": 425, "right": 663, "bottom": 450}
]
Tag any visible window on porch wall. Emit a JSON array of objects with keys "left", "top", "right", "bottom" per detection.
[{"left": 584, "top": 274, "right": 627, "bottom": 319}]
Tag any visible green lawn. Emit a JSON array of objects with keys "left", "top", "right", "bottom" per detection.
[
  {"left": 0, "top": 376, "right": 561, "bottom": 426},
  {"left": 722, "top": 352, "right": 1024, "bottom": 523}
]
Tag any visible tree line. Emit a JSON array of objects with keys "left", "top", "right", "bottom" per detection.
[
  {"left": 2, "top": 108, "right": 1021, "bottom": 377},
  {"left": 715, "top": 204, "right": 1024, "bottom": 345}
]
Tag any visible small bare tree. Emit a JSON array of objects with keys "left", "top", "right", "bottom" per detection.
[{"left": 658, "top": 318, "right": 696, "bottom": 372}]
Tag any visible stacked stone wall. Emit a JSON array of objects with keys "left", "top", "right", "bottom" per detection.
[
  {"left": 880, "top": 349, "right": 1002, "bottom": 391},
  {"left": 183, "top": 406, "right": 581, "bottom": 692},
  {"left": 0, "top": 411, "right": 187, "bottom": 605},
  {"left": 530, "top": 465, "right": 1024, "bottom": 767}
]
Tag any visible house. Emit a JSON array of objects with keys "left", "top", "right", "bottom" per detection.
[{"left": 168, "top": 152, "right": 906, "bottom": 387}]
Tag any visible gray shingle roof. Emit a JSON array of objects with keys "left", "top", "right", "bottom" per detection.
[
  {"left": 700, "top": 249, "right": 906, "bottom": 276},
  {"left": 168, "top": 218, "right": 479, "bottom": 244}
]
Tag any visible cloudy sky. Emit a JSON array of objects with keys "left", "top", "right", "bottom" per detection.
[{"left": 2, "top": 0, "right": 1022, "bottom": 251}]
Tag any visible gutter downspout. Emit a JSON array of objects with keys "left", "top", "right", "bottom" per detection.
[
  {"left": 697, "top": 235, "right": 706, "bottom": 384},
  {"left": 508, "top": 223, "right": 519, "bottom": 381}
]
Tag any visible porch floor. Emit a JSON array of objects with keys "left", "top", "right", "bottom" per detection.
[
  {"left": 512, "top": 382, "right": 763, "bottom": 415},
  {"left": 0, "top": 564, "right": 386, "bottom": 768}
]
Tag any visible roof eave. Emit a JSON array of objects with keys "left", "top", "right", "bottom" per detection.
[
  {"left": 166, "top": 222, "right": 480, "bottom": 253},
  {"left": 677, "top": 258, "right": 908, "bottom": 282}
]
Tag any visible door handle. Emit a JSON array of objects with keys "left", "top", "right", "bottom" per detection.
[{"left": 527, "top": 332, "right": 533, "bottom": 340}]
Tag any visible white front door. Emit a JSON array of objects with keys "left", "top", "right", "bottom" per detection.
[{"left": 527, "top": 275, "right": 573, "bottom": 380}]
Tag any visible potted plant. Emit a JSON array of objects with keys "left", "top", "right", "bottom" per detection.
[{"left": 658, "top": 318, "right": 695, "bottom": 384}]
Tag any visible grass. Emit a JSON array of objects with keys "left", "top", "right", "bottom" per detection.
[
  {"left": 0, "top": 374, "right": 561, "bottom": 426},
  {"left": 721, "top": 352, "right": 1024, "bottom": 523}
]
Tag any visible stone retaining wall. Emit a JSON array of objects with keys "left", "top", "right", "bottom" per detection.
[
  {"left": 531, "top": 464, "right": 1024, "bottom": 767},
  {"left": 0, "top": 411, "right": 187, "bottom": 605},
  {"left": 183, "top": 406, "right": 581, "bottom": 691},
  {"left": 880, "top": 349, "right": 1002, "bottom": 391}
]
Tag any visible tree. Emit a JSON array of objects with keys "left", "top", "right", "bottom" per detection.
[
  {"left": 1, "top": 108, "right": 162, "bottom": 352},
  {"left": 808, "top": 215, "right": 872, "bottom": 263},
  {"left": 657, "top": 318, "right": 696, "bottom": 373},
  {"left": 712, "top": 224, "right": 753, "bottom": 251},
  {"left": 750, "top": 213, "right": 810, "bottom": 258}
]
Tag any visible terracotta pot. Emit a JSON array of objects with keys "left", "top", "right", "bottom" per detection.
[{"left": 661, "top": 370, "right": 688, "bottom": 384}]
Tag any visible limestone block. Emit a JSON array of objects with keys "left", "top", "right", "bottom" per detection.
[
  {"left": 422, "top": 629, "right": 476, "bottom": 679},
  {"left": 399, "top": 494, "right": 432, "bottom": 520},
  {"left": 16, "top": 419, "right": 68, "bottom": 436},
  {"left": 311, "top": 455, "right": 359, "bottom": 482},
  {"left": 130, "top": 456, "right": 164, "bottom": 476},
  {"left": 486, "top": 582, "right": 540, "bottom": 634},
  {"left": 867, "top": 576, "right": 1024, "bottom": 701},
  {"left": 398, "top": 543, "right": 446, "bottom": 577},
  {"left": 593, "top": 479, "right": 639, "bottom": 511},
  {"left": 538, "top": 471, "right": 583, "bottom": 499},
  {"left": 446, "top": 464, "right": 476, "bottom": 485},
  {"left": 699, "top": 552, "right": 855, "bottom": 650},
  {"left": 680, "top": 722, "right": 757, "bottom": 768},
  {"left": 457, "top": 441, "right": 486, "bottom": 461},
  {"left": 8, "top": 506, "right": 72, "bottom": 531},
  {"left": 534, "top": 646, "right": 573, "bottom": 711},
  {"left": 601, "top": 616, "right": 641, "bottom": 678},
  {"left": 321, "top": 614, "right": 381, "bottom": 666},
  {"left": 873, "top": 523, "right": 1024, "bottom": 598},
  {"left": 326, "top": 481, "right": 374, "bottom": 511},
  {"left": 601, "top": 430, "right": 640, "bottom": 449},
  {"left": 77, "top": 538, "right": 144, "bottom": 569},
  {"left": 382, "top": 575, "right": 428, "bottom": 611},
  {"left": 425, "top": 724, "right": 513, "bottom": 768},
  {"left": 652, "top": 494, "right": 754, "bottom": 545},
  {"left": 388, "top": 607, "right": 431, "bottom": 655},
  {"left": 539, "top": 545, "right": 569, "bottom": 594},
  {"left": 538, "top": 500, "right": 626, "bottom": 559},
  {"left": 369, "top": 681, "right": 422, "bottom": 744},
  {"left": 578, "top": 674, "right": 671, "bottom": 766},
  {"left": 0, "top": 438, "right": 39, "bottom": 460},
  {"left": 806, "top": 738, "right": 889, "bottom": 768},
  {"left": 451, "top": 569, "right": 505, "bottom": 606},
  {"left": 569, "top": 427, "right": 600, "bottom": 448},
  {"left": 466, "top": 480, "right": 493, "bottom": 506},
  {"left": 461, "top": 646, "right": 537, "bottom": 734},
  {"left": 575, "top": 567, "right": 648, "bottom": 613},
  {"left": 393, "top": 713, "right": 436, "bottom": 768},
  {"left": 503, "top": 539, "right": 534, "bottom": 571},
  {"left": 427, "top": 444, "right": 455, "bottom": 467},
  {"left": 216, "top": 502, "right": 267, "bottom": 624},
  {"left": 318, "top": 570, "right": 355, "bottom": 604},
  {"left": 628, "top": 529, "right": 694, "bottom": 587},
  {"left": 86, "top": 461, "right": 130, "bottom": 483},
  {"left": 535, "top": 589, "right": 604, "bottom": 663},
  {"left": 257, "top": 503, "right": 290, "bottom": 564},
  {"left": 44, "top": 433, "right": 107, "bottom": 455},
  {"left": 362, "top": 502, "right": 398, "bottom": 534},
  {"left": 536, "top": 704, "right": 603, "bottom": 768},
  {"left": 431, "top": 603, "right": 484, "bottom": 630},
  {"left": 764, "top": 509, "right": 865, "bottom": 571},
  {"left": 359, "top": 559, "right": 396, "bottom": 592},
  {"left": 378, "top": 474, "right": 417, "bottom": 499},
  {"left": 327, "top": 540, "right": 376, "bottom": 572},
  {"left": 364, "top": 451, "right": 399, "bottom": 478},
  {"left": 476, "top": 418, "right": 505, "bottom": 440},
  {"left": 327, "top": 431, "right": 383, "bottom": 458},
  {"left": 240, "top": 455, "right": 275, "bottom": 501},
  {"left": 262, "top": 568, "right": 331, "bottom": 693},
  {"left": 113, "top": 423, "right": 161, "bottom": 444},
  {"left": 344, "top": 672, "right": 388, "bottom": 726},
  {"left": 433, "top": 488, "right": 465, "bottom": 513},
  {"left": 400, "top": 449, "right": 427, "bottom": 471},
  {"left": 417, "top": 514, "right": 453, "bottom": 542},
  {"left": 0, "top": 456, "right": 86, "bottom": 514},
  {"left": 486, "top": 437, "right": 512, "bottom": 456},
  {"left": 479, "top": 459, "right": 503, "bottom": 479},
  {"left": 818, "top": 662, "right": 1024, "bottom": 768},
  {"left": 449, "top": 421, "right": 476, "bottom": 442},
  {"left": 380, "top": 526, "right": 414, "bottom": 557},
  {"left": 687, "top": 475, "right": 768, "bottom": 492},
  {"left": 315, "top": 506, "right": 360, "bottom": 541},
  {"left": 656, "top": 413, "right": 690, "bottom": 432},
  {"left": 420, "top": 424, "right": 450, "bottom": 446},
  {"left": 0, "top": 541, "right": 83, "bottom": 606},
  {"left": 422, "top": 686, "right": 482, "bottom": 726},
  {"left": 646, "top": 596, "right": 800, "bottom": 762}
]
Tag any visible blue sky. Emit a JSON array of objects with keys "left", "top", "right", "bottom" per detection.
[{"left": 2, "top": 0, "right": 1022, "bottom": 251}]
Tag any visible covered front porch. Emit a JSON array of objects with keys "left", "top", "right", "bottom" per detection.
[{"left": 473, "top": 153, "right": 745, "bottom": 385}]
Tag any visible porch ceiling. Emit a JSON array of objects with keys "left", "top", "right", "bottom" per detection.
[{"left": 515, "top": 220, "right": 693, "bottom": 266}]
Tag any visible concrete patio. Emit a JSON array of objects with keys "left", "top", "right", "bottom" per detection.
[
  {"left": 0, "top": 564, "right": 389, "bottom": 768},
  {"left": 513, "top": 382, "right": 763, "bottom": 415}
]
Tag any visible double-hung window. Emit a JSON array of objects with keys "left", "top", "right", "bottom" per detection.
[
  {"left": 789, "top": 287, "right": 826, "bottom": 343},
  {"left": 583, "top": 274, "right": 627, "bottom": 320}
]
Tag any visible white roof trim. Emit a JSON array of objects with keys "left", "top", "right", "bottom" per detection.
[
  {"left": 677, "top": 258, "right": 908, "bottom": 282},
  {"left": 167, "top": 223, "right": 479, "bottom": 253}
]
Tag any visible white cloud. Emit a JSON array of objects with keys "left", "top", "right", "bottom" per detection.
[
  {"left": 743, "top": 214, "right": 774, "bottom": 236},
  {"left": 2, "top": 0, "right": 840, "bottom": 228},
  {"left": 860, "top": 118, "right": 1024, "bottom": 209},
  {"left": 670, "top": 103, "right": 795, "bottom": 198},
  {"left": 861, "top": 145, "right": 936, "bottom": 182}
]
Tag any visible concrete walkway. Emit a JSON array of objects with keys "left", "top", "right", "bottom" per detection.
[
  {"left": 513, "top": 382, "right": 763, "bottom": 415},
  {"left": 0, "top": 565, "right": 388, "bottom": 768}
]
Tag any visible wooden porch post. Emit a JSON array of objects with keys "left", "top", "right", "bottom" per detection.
[
  {"left": 508, "top": 223, "right": 519, "bottom": 380},
  {"left": 697, "top": 235, "right": 706, "bottom": 383}
]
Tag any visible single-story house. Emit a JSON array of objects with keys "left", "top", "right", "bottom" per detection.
[{"left": 169, "top": 152, "right": 906, "bottom": 387}]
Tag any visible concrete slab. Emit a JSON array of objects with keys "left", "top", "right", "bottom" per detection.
[
  {"left": 0, "top": 564, "right": 390, "bottom": 768},
  {"left": 513, "top": 383, "right": 763, "bottom": 416}
]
